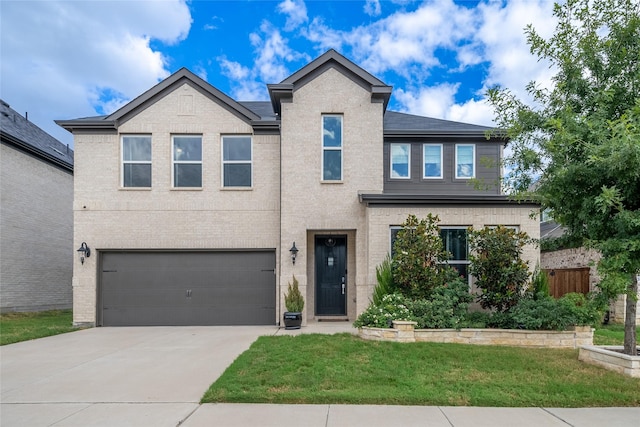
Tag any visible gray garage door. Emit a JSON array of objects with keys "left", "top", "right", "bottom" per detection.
[{"left": 99, "top": 251, "right": 276, "bottom": 326}]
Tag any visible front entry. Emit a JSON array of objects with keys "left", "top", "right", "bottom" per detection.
[{"left": 315, "top": 236, "right": 347, "bottom": 316}]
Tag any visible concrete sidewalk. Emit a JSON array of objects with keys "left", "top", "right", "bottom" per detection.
[{"left": 1, "top": 323, "right": 638, "bottom": 426}]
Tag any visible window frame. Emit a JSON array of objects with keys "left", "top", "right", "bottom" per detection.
[
  {"left": 221, "top": 135, "right": 253, "bottom": 188},
  {"left": 439, "top": 226, "right": 471, "bottom": 284},
  {"left": 422, "top": 143, "right": 443, "bottom": 179},
  {"left": 455, "top": 143, "right": 476, "bottom": 180},
  {"left": 121, "top": 135, "right": 152, "bottom": 188},
  {"left": 172, "top": 134, "right": 203, "bottom": 188},
  {"left": 390, "top": 143, "right": 411, "bottom": 179},
  {"left": 321, "top": 114, "right": 343, "bottom": 182}
]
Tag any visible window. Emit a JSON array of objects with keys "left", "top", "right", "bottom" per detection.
[
  {"left": 122, "top": 135, "right": 151, "bottom": 187},
  {"left": 390, "top": 226, "right": 402, "bottom": 256},
  {"left": 172, "top": 135, "right": 202, "bottom": 187},
  {"left": 440, "top": 228, "right": 470, "bottom": 280},
  {"left": 322, "top": 115, "right": 342, "bottom": 181},
  {"left": 390, "top": 143, "right": 410, "bottom": 179},
  {"left": 455, "top": 144, "right": 475, "bottom": 179},
  {"left": 222, "top": 136, "right": 252, "bottom": 187},
  {"left": 423, "top": 144, "right": 442, "bottom": 179}
]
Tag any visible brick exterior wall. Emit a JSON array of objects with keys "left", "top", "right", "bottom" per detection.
[
  {"left": 71, "top": 84, "right": 280, "bottom": 325},
  {"left": 1, "top": 144, "right": 73, "bottom": 312},
  {"left": 365, "top": 205, "right": 540, "bottom": 313},
  {"left": 279, "top": 68, "right": 384, "bottom": 323}
]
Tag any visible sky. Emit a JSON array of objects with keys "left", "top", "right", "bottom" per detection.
[{"left": 0, "top": 0, "right": 558, "bottom": 147}]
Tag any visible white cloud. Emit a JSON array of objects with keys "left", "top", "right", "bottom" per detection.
[
  {"left": 277, "top": 0, "right": 308, "bottom": 31},
  {"left": 0, "top": 0, "right": 192, "bottom": 145},
  {"left": 364, "top": 0, "right": 382, "bottom": 17}
]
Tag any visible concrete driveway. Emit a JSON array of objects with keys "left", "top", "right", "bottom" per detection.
[{"left": 1, "top": 326, "right": 278, "bottom": 426}]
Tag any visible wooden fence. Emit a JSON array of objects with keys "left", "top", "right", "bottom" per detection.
[{"left": 543, "top": 267, "right": 590, "bottom": 298}]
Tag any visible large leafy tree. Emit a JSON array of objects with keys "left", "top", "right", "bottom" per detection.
[{"left": 488, "top": 0, "right": 640, "bottom": 354}]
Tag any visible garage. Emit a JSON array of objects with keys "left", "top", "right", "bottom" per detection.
[{"left": 99, "top": 251, "right": 276, "bottom": 326}]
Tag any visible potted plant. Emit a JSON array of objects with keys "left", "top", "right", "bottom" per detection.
[{"left": 283, "top": 275, "right": 304, "bottom": 329}]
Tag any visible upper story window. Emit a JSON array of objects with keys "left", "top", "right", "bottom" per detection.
[
  {"left": 322, "top": 115, "right": 342, "bottom": 181},
  {"left": 172, "top": 135, "right": 202, "bottom": 188},
  {"left": 455, "top": 144, "right": 475, "bottom": 179},
  {"left": 423, "top": 144, "right": 443, "bottom": 179},
  {"left": 122, "top": 135, "right": 151, "bottom": 188},
  {"left": 390, "top": 143, "right": 410, "bottom": 179},
  {"left": 222, "top": 136, "right": 252, "bottom": 187}
]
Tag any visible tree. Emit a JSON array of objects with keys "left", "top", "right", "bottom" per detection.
[
  {"left": 392, "top": 214, "right": 452, "bottom": 299},
  {"left": 488, "top": 0, "right": 640, "bottom": 354},
  {"left": 468, "top": 226, "right": 532, "bottom": 313}
]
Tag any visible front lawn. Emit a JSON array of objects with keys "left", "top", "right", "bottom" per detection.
[
  {"left": 593, "top": 324, "right": 639, "bottom": 346},
  {"left": 0, "top": 310, "right": 76, "bottom": 345},
  {"left": 202, "top": 333, "right": 640, "bottom": 407}
]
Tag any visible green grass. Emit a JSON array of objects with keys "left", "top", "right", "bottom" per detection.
[
  {"left": 593, "top": 324, "right": 639, "bottom": 346},
  {"left": 0, "top": 310, "right": 76, "bottom": 345},
  {"left": 202, "top": 333, "right": 640, "bottom": 407}
]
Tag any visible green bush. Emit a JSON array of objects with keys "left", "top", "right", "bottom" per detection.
[
  {"left": 392, "top": 214, "right": 452, "bottom": 299},
  {"left": 406, "top": 276, "right": 472, "bottom": 329},
  {"left": 353, "top": 293, "right": 412, "bottom": 328},
  {"left": 530, "top": 265, "right": 550, "bottom": 299},
  {"left": 468, "top": 226, "right": 532, "bottom": 312},
  {"left": 284, "top": 275, "right": 304, "bottom": 313},
  {"left": 372, "top": 255, "right": 393, "bottom": 306}
]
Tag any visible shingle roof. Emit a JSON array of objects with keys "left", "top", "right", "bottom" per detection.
[
  {"left": 384, "top": 111, "right": 494, "bottom": 136},
  {"left": 1, "top": 99, "right": 73, "bottom": 170}
]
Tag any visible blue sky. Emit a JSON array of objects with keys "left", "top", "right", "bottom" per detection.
[{"left": 0, "top": 0, "right": 557, "bottom": 147}]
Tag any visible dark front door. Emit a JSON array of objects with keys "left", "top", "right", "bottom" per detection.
[{"left": 315, "top": 236, "right": 347, "bottom": 315}]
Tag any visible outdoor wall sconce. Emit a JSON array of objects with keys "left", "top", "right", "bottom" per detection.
[
  {"left": 77, "top": 242, "right": 91, "bottom": 265},
  {"left": 289, "top": 242, "right": 299, "bottom": 265}
]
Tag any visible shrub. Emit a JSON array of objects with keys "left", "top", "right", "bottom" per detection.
[
  {"left": 353, "top": 293, "right": 412, "bottom": 328},
  {"left": 468, "top": 226, "right": 532, "bottom": 312},
  {"left": 392, "top": 214, "right": 451, "bottom": 299},
  {"left": 284, "top": 275, "right": 304, "bottom": 313},
  {"left": 530, "top": 265, "right": 550, "bottom": 299},
  {"left": 505, "top": 292, "right": 604, "bottom": 330},
  {"left": 372, "top": 255, "right": 393, "bottom": 306},
  {"left": 406, "top": 276, "right": 472, "bottom": 329}
]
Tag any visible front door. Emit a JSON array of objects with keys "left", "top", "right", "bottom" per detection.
[{"left": 315, "top": 236, "right": 347, "bottom": 315}]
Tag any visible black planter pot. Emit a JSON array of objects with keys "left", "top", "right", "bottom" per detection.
[{"left": 283, "top": 312, "right": 302, "bottom": 329}]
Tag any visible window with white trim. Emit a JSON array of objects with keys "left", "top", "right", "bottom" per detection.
[
  {"left": 172, "top": 135, "right": 202, "bottom": 188},
  {"left": 322, "top": 115, "right": 342, "bottom": 181},
  {"left": 222, "top": 136, "right": 252, "bottom": 187},
  {"left": 390, "top": 143, "right": 410, "bottom": 179},
  {"left": 440, "top": 227, "right": 470, "bottom": 280},
  {"left": 122, "top": 135, "right": 151, "bottom": 187},
  {"left": 423, "top": 144, "right": 443, "bottom": 179},
  {"left": 455, "top": 144, "right": 475, "bottom": 179}
]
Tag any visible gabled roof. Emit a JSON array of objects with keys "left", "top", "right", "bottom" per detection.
[
  {"left": 268, "top": 49, "right": 392, "bottom": 116},
  {"left": 384, "top": 111, "right": 495, "bottom": 137},
  {"left": 57, "top": 68, "right": 267, "bottom": 133},
  {"left": 1, "top": 99, "right": 73, "bottom": 172}
]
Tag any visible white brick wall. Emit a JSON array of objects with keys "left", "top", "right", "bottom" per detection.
[
  {"left": 279, "top": 68, "right": 384, "bottom": 322},
  {"left": 72, "top": 84, "right": 281, "bottom": 324},
  {"left": 1, "top": 144, "right": 73, "bottom": 312}
]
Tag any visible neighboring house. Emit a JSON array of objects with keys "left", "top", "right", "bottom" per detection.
[
  {"left": 1, "top": 100, "right": 74, "bottom": 312},
  {"left": 56, "top": 50, "right": 540, "bottom": 327},
  {"left": 540, "top": 220, "right": 640, "bottom": 323}
]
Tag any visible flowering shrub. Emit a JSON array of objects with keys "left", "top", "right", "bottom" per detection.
[
  {"left": 353, "top": 293, "right": 412, "bottom": 328},
  {"left": 354, "top": 278, "right": 472, "bottom": 329}
]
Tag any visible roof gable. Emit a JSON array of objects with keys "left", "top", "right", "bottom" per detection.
[
  {"left": 268, "top": 49, "right": 392, "bottom": 116},
  {"left": 57, "top": 68, "right": 263, "bottom": 132}
]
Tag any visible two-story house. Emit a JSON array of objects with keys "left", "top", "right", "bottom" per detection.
[
  {"left": 57, "top": 50, "right": 539, "bottom": 327},
  {"left": 1, "top": 99, "right": 74, "bottom": 312}
]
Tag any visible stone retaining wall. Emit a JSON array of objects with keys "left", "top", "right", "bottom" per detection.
[
  {"left": 358, "top": 321, "right": 593, "bottom": 349},
  {"left": 578, "top": 346, "right": 640, "bottom": 378}
]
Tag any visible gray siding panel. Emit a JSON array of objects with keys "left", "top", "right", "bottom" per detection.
[
  {"left": 99, "top": 251, "right": 276, "bottom": 326},
  {"left": 383, "top": 140, "right": 501, "bottom": 195}
]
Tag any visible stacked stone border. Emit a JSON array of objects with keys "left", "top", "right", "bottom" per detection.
[
  {"left": 358, "top": 320, "right": 593, "bottom": 349},
  {"left": 579, "top": 346, "right": 640, "bottom": 378}
]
